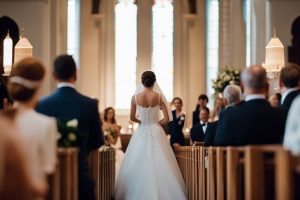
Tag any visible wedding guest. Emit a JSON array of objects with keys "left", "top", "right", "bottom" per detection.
[
  {"left": 0, "top": 114, "right": 46, "bottom": 200},
  {"left": 268, "top": 93, "right": 281, "bottom": 107},
  {"left": 192, "top": 94, "right": 209, "bottom": 126},
  {"left": 102, "top": 107, "right": 124, "bottom": 179},
  {"left": 36, "top": 54, "right": 104, "bottom": 200},
  {"left": 168, "top": 97, "right": 185, "bottom": 147},
  {"left": 211, "top": 85, "right": 243, "bottom": 146},
  {"left": 7, "top": 58, "right": 57, "bottom": 197},
  {"left": 190, "top": 107, "right": 209, "bottom": 143},
  {"left": 283, "top": 95, "right": 300, "bottom": 155},
  {"left": 280, "top": 63, "right": 300, "bottom": 113},
  {"left": 210, "top": 97, "right": 224, "bottom": 122},
  {"left": 103, "top": 107, "right": 122, "bottom": 146},
  {"left": 214, "top": 65, "right": 286, "bottom": 146}
]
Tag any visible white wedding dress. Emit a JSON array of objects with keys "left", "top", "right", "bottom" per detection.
[{"left": 115, "top": 103, "right": 187, "bottom": 200}]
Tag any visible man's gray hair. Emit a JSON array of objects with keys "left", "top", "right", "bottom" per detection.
[
  {"left": 223, "top": 84, "right": 242, "bottom": 106},
  {"left": 241, "top": 65, "right": 267, "bottom": 90}
]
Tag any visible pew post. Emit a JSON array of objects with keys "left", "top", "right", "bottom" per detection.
[
  {"left": 244, "top": 146, "right": 264, "bottom": 200},
  {"left": 207, "top": 147, "right": 216, "bottom": 200},
  {"left": 216, "top": 147, "right": 225, "bottom": 200},
  {"left": 275, "top": 149, "right": 293, "bottom": 200},
  {"left": 226, "top": 147, "right": 239, "bottom": 200}
]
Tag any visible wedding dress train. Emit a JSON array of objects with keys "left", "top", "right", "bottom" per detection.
[{"left": 115, "top": 104, "right": 187, "bottom": 200}]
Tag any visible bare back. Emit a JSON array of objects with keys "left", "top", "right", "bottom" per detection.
[
  {"left": 135, "top": 90, "right": 160, "bottom": 108},
  {"left": 130, "top": 89, "right": 169, "bottom": 125}
]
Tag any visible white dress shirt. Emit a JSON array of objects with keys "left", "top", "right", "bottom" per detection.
[
  {"left": 245, "top": 94, "right": 266, "bottom": 101},
  {"left": 57, "top": 82, "right": 75, "bottom": 89},
  {"left": 200, "top": 121, "right": 208, "bottom": 133}
]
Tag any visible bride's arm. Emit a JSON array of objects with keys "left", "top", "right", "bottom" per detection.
[
  {"left": 159, "top": 97, "right": 169, "bottom": 126},
  {"left": 130, "top": 96, "right": 141, "bottom": 124}
]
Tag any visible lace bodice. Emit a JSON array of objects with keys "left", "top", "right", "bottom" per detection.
[{"left": 136, "top": 105, "right": 161, "bottom": 125}]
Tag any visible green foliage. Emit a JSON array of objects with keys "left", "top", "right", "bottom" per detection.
[{"left": 57, "top": 119, "right": 78, "bottom": 147}]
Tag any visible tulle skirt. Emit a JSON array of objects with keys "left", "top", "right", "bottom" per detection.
[{"left": 115, "top": 123, "right": 187, "bottom": 200}]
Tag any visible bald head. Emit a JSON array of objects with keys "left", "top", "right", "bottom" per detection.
[{"left": 241, "top": 65, "right": 267, "bottom": 95}]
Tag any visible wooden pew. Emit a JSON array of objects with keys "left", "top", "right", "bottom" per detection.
[
  {"left": 97, "top": 146, "right": 115, "bottom": 200},
  {"left": 48, "top": 148, "right": 79, "bottom": 200},
  {"left": 244, "top": 145, "right": 282, "bottom": 200},
  {"left": 216, "top": 147, "right": 227, "bottom": 200}
]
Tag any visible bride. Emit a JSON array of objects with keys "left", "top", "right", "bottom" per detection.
[{"left": 115, "top": 71, "right": 187, "bottom": 200}]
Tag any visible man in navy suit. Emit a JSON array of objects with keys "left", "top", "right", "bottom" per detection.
[
  {"left": 205, "top": 84, "right": 243, "bottom": 146},
  {"left": 214, "top": 65, "right": 286, "bottom": 146},
  {"left": 280, "top": 63, "right": 300, "bottom": 113},
  {"left": 36, "top": 55, "right": 104, "bottom": 200},
  {"left": 190, "top": 107, "right": 210, "bottom": 143}
]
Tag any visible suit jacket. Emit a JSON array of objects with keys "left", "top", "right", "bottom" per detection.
[
  {"left": 36, "top": 86, "right": 104, "bottom": 200},
  {"left": 214, "top": 99, "right": 286, "bottom": 146},
  {"left": 281, "top": 89, "right": 300, "bottom": 112},
  {"left": 192, "top": 110, "right": 200, "bottom": 126},
  {"left": 168, "top": 110, "right": 185, "bottom": 146},
  {"left": 204, "top": 121, "right": 218, "bottom": 146},
  {"left": 190, "top": 123, "right": 208, "bottom": 143}
]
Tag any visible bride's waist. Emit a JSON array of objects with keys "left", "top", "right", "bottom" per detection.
[{"left": 139, "top": 121, "right": 160, "bottom": 125}]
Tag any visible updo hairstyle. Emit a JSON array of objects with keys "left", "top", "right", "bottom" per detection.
[
  {"left": 141, "top": 71, "right": 156, "bottom": 88},
  {"left": 8, "top": 57, "right": 45, "bottom": 102}
]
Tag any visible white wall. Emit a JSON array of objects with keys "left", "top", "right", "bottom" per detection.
[
  {"left": 0, "top": 0, "right": 68, "bottom": 94},
  {"left": 0, "top": 1, "right": 52, "bottom": 92}
]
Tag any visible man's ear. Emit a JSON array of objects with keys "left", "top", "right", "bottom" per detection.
[
  {"left": 74, "top": 72, "right": 77, "bottom": 81},
  {"left": 52, "top": 71, "right": 57, "bottom": 81},
  {"left": 279, "top": 79, "right": 283, "bottom": 88}
]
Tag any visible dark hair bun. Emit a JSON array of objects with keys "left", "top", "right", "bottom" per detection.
[{"left": 141, "top": 71, "right": 156, "bottom": 87}]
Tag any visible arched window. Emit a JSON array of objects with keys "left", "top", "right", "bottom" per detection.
[
  {"left": 206, "top": 0, "right": 219, "bottom": 98},
  {"left": 67, "top": 0, "right": 81, "bottom": 66},
  {"left": 115, "top": 0, "right": 137, "bottom": 109},
  {"left": 152, "top": 0, "right": 174, "bottom": 101}
]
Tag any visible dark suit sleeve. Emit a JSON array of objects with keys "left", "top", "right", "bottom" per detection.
[
  {"left": 89, "top": 101, "right": 104, "bottom": 151},
  {"left": 214, "top": 110, "right": 234, "bottom": 146},
  {"left": 192, "top": 111, "right": 198, "bottom": 126},
  {"left": 190, "top": 125, "right": 204, "bottom": 143},
  {"left": 204, "top": 122, "right": 217, "bottom": 146},
  {"left": 190, "top": 127, "right": 196, "bottom": 143}
]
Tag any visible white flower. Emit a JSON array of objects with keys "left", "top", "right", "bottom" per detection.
[
  {"left": 104, "top": 131, "right": 109, "bottom": 136},
  {"left": 66, "top": 119, "right": 78, "bottom": 128},
  {"left": 68, "top": 133, "right": 77, "bottom": 141}
]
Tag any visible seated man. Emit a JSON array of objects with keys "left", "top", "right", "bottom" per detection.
[
  {"left": 205, "top": 84, "right": 243, "bottom": 146},
  {"left": 214, "top": 65, "right": 286, "bottom": 146},
  {"left": 190, "top": 107, "right": 209, "bottom": 143}
]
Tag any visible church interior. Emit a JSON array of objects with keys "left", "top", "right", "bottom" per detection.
[{"left": 0, "top": 0, "right": 300, "bottom": 199}]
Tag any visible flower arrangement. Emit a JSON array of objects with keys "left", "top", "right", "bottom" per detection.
[
  {"left": 104, "top": 127, "right": 118, "bottom": 145},
  {"left": 212, "top": 67, "right": 241, "bottom": 98},
  {"left": 57, "top": 119, "right": 78, "bottom": 147}
]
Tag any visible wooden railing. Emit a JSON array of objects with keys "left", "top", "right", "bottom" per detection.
[
  {"left": 48, "top": 148, "right": 79, "bottom": 200},
  {"left": 49, "top": 146, "right": 116, "bottom": 200},
  {"left": 174, "top": 145, "right": 300, "bottom": 200},
  {"left": 97, "top": 146, "right": 116, "bottom": 200}
]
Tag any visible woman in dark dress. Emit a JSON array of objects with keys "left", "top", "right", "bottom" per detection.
[{"left": 168, "top": 97, "right": 185, "bottom": 147}]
